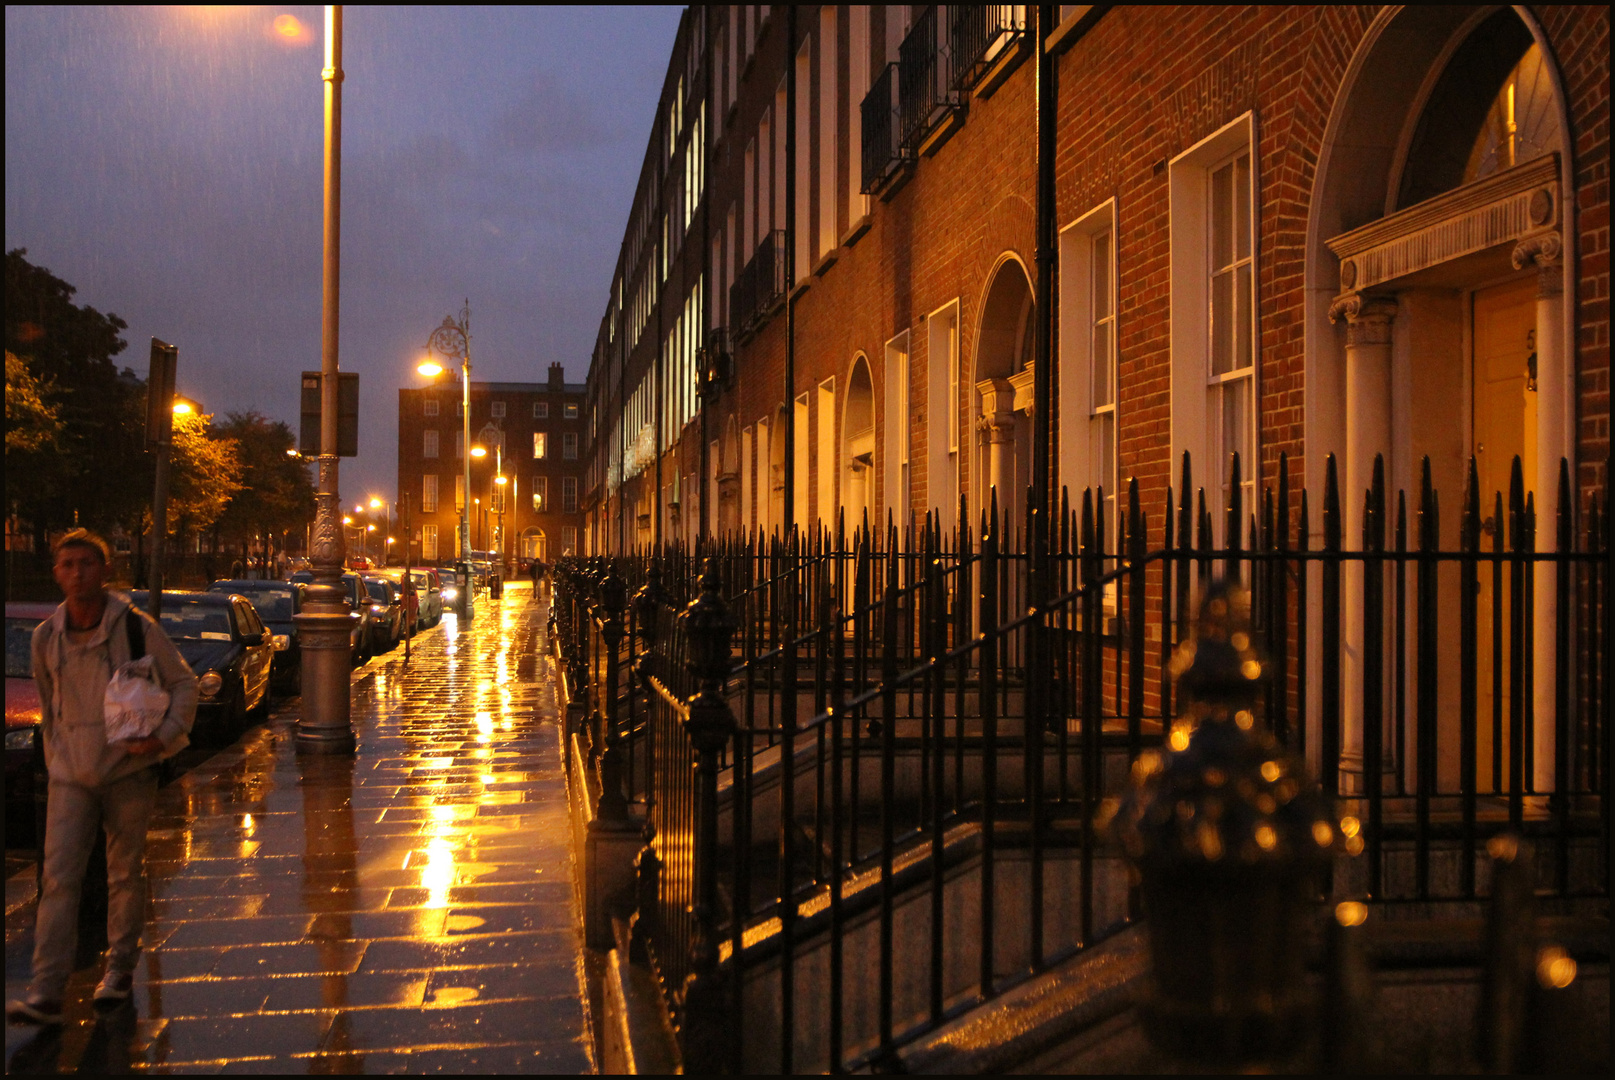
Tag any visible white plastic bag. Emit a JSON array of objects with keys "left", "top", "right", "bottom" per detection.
[{"left": 104, "top": 656, "right": 170, "bottom": 742}]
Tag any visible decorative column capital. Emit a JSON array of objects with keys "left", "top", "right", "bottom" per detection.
[
  {"left": 1511, "top": 230, "right": 1563, "bottom": 298},
  {"left": 975, "top": 377, "right": 1018, "bottom": 444},
  {"left": 1328, "top": 294, "right": 1398, "bottom": 347}
]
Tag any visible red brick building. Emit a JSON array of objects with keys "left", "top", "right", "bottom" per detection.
[
  {"left": 397, "top": 363, "right": 587, "bottom": 567},
  {"left": 584, "top": 5, "right": 1607, "bottom": 559}
]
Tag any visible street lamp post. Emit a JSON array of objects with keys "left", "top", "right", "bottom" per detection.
[
  {"left": 295, "top": 3, "right": 355, "bottom": 755},
  {"left": 420, "top": 303, "right": 474, "bottom": 618}
]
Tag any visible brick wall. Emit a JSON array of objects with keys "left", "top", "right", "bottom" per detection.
[{"left": 587, "top": 5, "right": 1610, "bottom": 548}]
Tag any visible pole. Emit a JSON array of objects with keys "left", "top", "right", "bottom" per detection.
[
  {"left": 401, "top": 492, "right": 412, "bottom": 662},
  {"left": 1032, "top": 5, "right": 1055, "bottom": 528},
  {"left": 148, "top": 446, "right": 170, "bottom": 619},
  {"left": 782, "top": 4, "right": 797, "bottom": 533},
  {"left": 296, "top": 3, "right": 355, "bottom": 754},
  {"left": 144, "top": 338, "right": 178, "bottom": 618}
]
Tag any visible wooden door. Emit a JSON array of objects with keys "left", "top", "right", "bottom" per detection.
[{"left": 1472, "top": 276, "right": 1536, "bottom": 793}]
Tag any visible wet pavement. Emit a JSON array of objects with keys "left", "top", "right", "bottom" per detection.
[{"left": 5, "top": 581, "right": 591, "bottom": 1073}]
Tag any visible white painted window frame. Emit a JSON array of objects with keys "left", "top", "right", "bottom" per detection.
[{"left": 1169, "top": 112, "right": 1259, "bottom": 537}]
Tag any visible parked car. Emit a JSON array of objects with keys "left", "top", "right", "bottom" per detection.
[
  {"left": 361, "top": 577, "right": 404, "bottom": 652},
  {"left": 208, "top": 579, "right": 304, "bottom": 693},
  {"left": 373, "top": 567, "right": 443, "bottom": 630},
  {"left": 289, "top": 571, "right": 374, "bottom": 664},
  {"left": 409, "top": 567, "right": 444, "bottom": 628},
  {"left": 5, "top": 601, "right": 56, "bottom": 845},
  {"left": 131, "top": 591, "right": 274, "bottom": 747},
  {"left": 437, "top": 567, "right": 466, "bottom": 612}
]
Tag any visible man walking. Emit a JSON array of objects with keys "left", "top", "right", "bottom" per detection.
[{"left": 6, "top": 530, "right": 197, "bottom": 1025}]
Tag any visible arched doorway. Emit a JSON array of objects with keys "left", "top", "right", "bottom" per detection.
[
  {"left": 972, "top": 258, "right": 1036, "bottom": 537},
  {"left": 842, "top": 356, "right": 875, "bottom": 534},
  {"left": 719, "top": 416, "right": 741, "bottom": 534},
  {"left": 522, "top": 527, "right": 546, "bottom": 562},
  {"left": 1309, "top": 6, "right": 1572, "bottom": 796}
]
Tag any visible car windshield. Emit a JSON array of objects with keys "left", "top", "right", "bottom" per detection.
[
  {"left": 6, "top": 618, "right": 42, "bottom": 678},
  {"left": 157, "top": 602, "right": 233, "bottom": 640},
  {"left": 225, "top": 588, "right": 294, "bottom": 620},
  {"left": 365, "top": 581, "right": 390, "bottom": 603}
]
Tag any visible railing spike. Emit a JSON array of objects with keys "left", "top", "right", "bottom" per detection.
[
  {"left": 1278, "top": 450, "right": 1291, "bottom": 552},
  {"left": 1558, "top": 458, "right": 1573, "bottom": 552},
  {"left": 1324, "top": 453, "right": 1341, "bottom": 549}
]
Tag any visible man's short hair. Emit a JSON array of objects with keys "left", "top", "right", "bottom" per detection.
[{"left": 52, "top": 528, "right": 112, "bottom": 566}]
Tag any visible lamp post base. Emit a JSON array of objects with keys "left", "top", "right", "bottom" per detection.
[{"left": 294, "top": 604, "right": 356, "bottom": 754}]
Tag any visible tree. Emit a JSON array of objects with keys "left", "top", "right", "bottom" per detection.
[
  {"left": 167, "top": 412, "right": 243, "bottom": 541},
  {"left": 4, "top": 249, "right": 146, "bottom": 544},
  {"left": 213, "top": 411, "right": 315, "bottom": 569},
  {"left": 5, "top": 349, "right": 62, "bottom": 455}
]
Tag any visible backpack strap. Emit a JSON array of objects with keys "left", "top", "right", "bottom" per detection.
[{"left": 125, "top": 607, "right": 146, "bottom": 661}]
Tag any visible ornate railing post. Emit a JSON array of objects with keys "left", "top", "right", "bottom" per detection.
[
  {"left": 678, "top": 558, "right": 738, "bottom": 1073},
  {"left": 597, "top": 564, "right": 630, "bottom": 823},
  {"left": 582, "top": 561, "right": 639, "bottom": 950},
  {"left": 1113, "top": 581, "right": 1341, "bottom": 1069},
  {"left": 630, "top": 559, "right": 670, "bottom": 964}
]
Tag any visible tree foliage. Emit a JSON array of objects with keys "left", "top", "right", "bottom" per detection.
[
  {"left": 5, "top": 349, "right": 62, "bottom": 455},
  {"left": 4, "top": 248, "right": 145, "bottom": 537},
  {"left": 168, "top": 412, "right": 243, "bottom": 537},
  {"left": 213, "top": 411, "right": 315, "bottom": 546},
  {"left": 5, "top": 249, "right": 302, "bottom": 554}
]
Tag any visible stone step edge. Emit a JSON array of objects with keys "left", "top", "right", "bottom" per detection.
[{"left": 894, "top": 922, "right": 1148, "bottom": 1074}]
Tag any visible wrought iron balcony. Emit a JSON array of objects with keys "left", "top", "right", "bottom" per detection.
[
  {"left": 950, "top": 4, "right": 1026, "bottom": 93},
  {"left": 860, "top": 62, "right": 904, "bottom": 194},
  {"left": 727, "top": 231, "right": 788, "bottom": 339},
  {"left": 898, "top": 5, "right": 956, "bottom": 151}
]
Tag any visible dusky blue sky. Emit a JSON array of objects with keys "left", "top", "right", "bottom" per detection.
[{"left": 5, "top": 5, "right": 681, "bottom": 506}]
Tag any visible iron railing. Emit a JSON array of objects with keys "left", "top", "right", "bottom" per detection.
[
  {"left": 728, "top": 230, "right": 788, "bottom": 339},
  {"left": 556, "top": 449, "right": 1609, "bottom": 1072},
  {"left": 898, "top": 6, "right": 955, "bottom": 151},
  {"left": 860, "top": 62, "right": 904, "bottom": 194},
  {"left": 950, "top": 4, "right": 1027, "bottom": 93}
]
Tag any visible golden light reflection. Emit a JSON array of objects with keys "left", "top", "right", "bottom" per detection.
[
  {"left": 1254, "top": 824, "right": 1277, "bottom": 850},
  {"left": 1312, "top": 821, "right": 1334, "bottom": 847},
  {"left": 241, "top": 813, "right": 255, "bottom": 835},
  {"left": 421, "top": 836, "right": 454, "bottom": 908},
  {"left": 1340, "top": 816, "right": 1361, "bottom": 838},
  {"left": 1335, "top": 900, "right": 1369, "bottom": 927},
  {"left": 1234, "top": 709, "right": 1254, "bottom": 730},
  {"left": 1259, "top": 760, "right": 1281, "bottom": 783},
  {"left": 1169, "top": 725, "right": 1191, "bottom": 752},
  {"left": 271, "top": 13, "right": 311, "bottom": 44},
  {"left": 1535, "top": 946, "right": 1577, "bottom": 989},
  {"left": 476, "top": 711, "right": 494, "bottom": 741}
]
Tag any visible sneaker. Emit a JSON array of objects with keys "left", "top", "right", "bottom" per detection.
[
  {"left": 93, "top": 970, "right": 133, "bottom": 1006},
  {"left": 6, "top": 998, "right": 64, "bottom": 1026}
]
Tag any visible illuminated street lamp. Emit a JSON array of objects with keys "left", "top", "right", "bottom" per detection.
[
  {"left": 296, "top": 3, "right": 354, "bottom": 754},
  {"left": 419, "top": 304, "right": 473, "bottom": 561},
  {"left": 470, "top": 442, "right": 506, "bottom": 575}
]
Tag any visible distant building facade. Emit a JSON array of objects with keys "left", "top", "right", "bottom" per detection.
[
  {"left": 397, "top": 363, "right": 587, "bottom": 565},
  {"left": 580, "top": 5, "right": 1607, "bottom": 562}
]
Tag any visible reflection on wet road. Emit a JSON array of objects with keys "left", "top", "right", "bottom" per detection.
[{"left": 4, "top": 582, "right": 590, "bottom": 1073}]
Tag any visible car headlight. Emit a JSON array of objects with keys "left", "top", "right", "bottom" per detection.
[
  {"left": 442, "top": 587, "right": 458, "bottom": 600},
  {"left": 272, "top": 634, "right": 290, "bottom": 651},
  {"left": 198, "top": 671, "right": 224, "bottom": 698},
  {"left": 5, "top": 728, "right": 35, "bottom": 751},
  {"left": 370, "top": 604, "right": 385, "bottom": 614}
]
